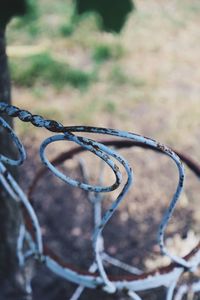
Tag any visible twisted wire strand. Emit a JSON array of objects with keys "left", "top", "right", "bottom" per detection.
[
  {"left": 0, "top": 102, "right": 188, "bottom": 268},
  {"left": 1, "top": 102, "right": 200, "bottom": 298}
]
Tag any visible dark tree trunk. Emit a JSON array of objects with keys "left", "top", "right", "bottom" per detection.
[
  {"left": 0, "top": 26, "right": 21, "bottom": 294},
  {"left": 0, "top": 2, "right": 29, "bottom": 296}
]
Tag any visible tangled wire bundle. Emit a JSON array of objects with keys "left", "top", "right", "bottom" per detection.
[{"left": 0, "top": 102, "right": 200, "bottom": 300}]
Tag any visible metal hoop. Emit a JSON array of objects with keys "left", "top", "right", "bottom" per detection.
[{"left": 40, "top": 132, "right": 122, "bottom": 193}]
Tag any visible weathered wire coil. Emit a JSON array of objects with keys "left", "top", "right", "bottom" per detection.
[{"left": 0, "top": 102, "right": 200, "bottom": 299}]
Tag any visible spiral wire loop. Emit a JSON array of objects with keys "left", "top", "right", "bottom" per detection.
[{"left": 0, "top": 101, "right": 200, "bottom": 299}]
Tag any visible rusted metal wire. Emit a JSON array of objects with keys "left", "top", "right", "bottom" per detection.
[{"left": 0, "top": 101, "right": 200, "bottom": 299}]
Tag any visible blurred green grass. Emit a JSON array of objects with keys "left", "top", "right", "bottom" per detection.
[
  {"left": 92, "top": 43, "right": 123, "bottom": 63},
  {"left": 10, "top": 52, "right": 95, "bottom": 89},
  {"left": 7, "top": 0, "right": 125, "bottom": 90},
  {"left": 6, "top": 0, "right": 200, "bottom": 158}
]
